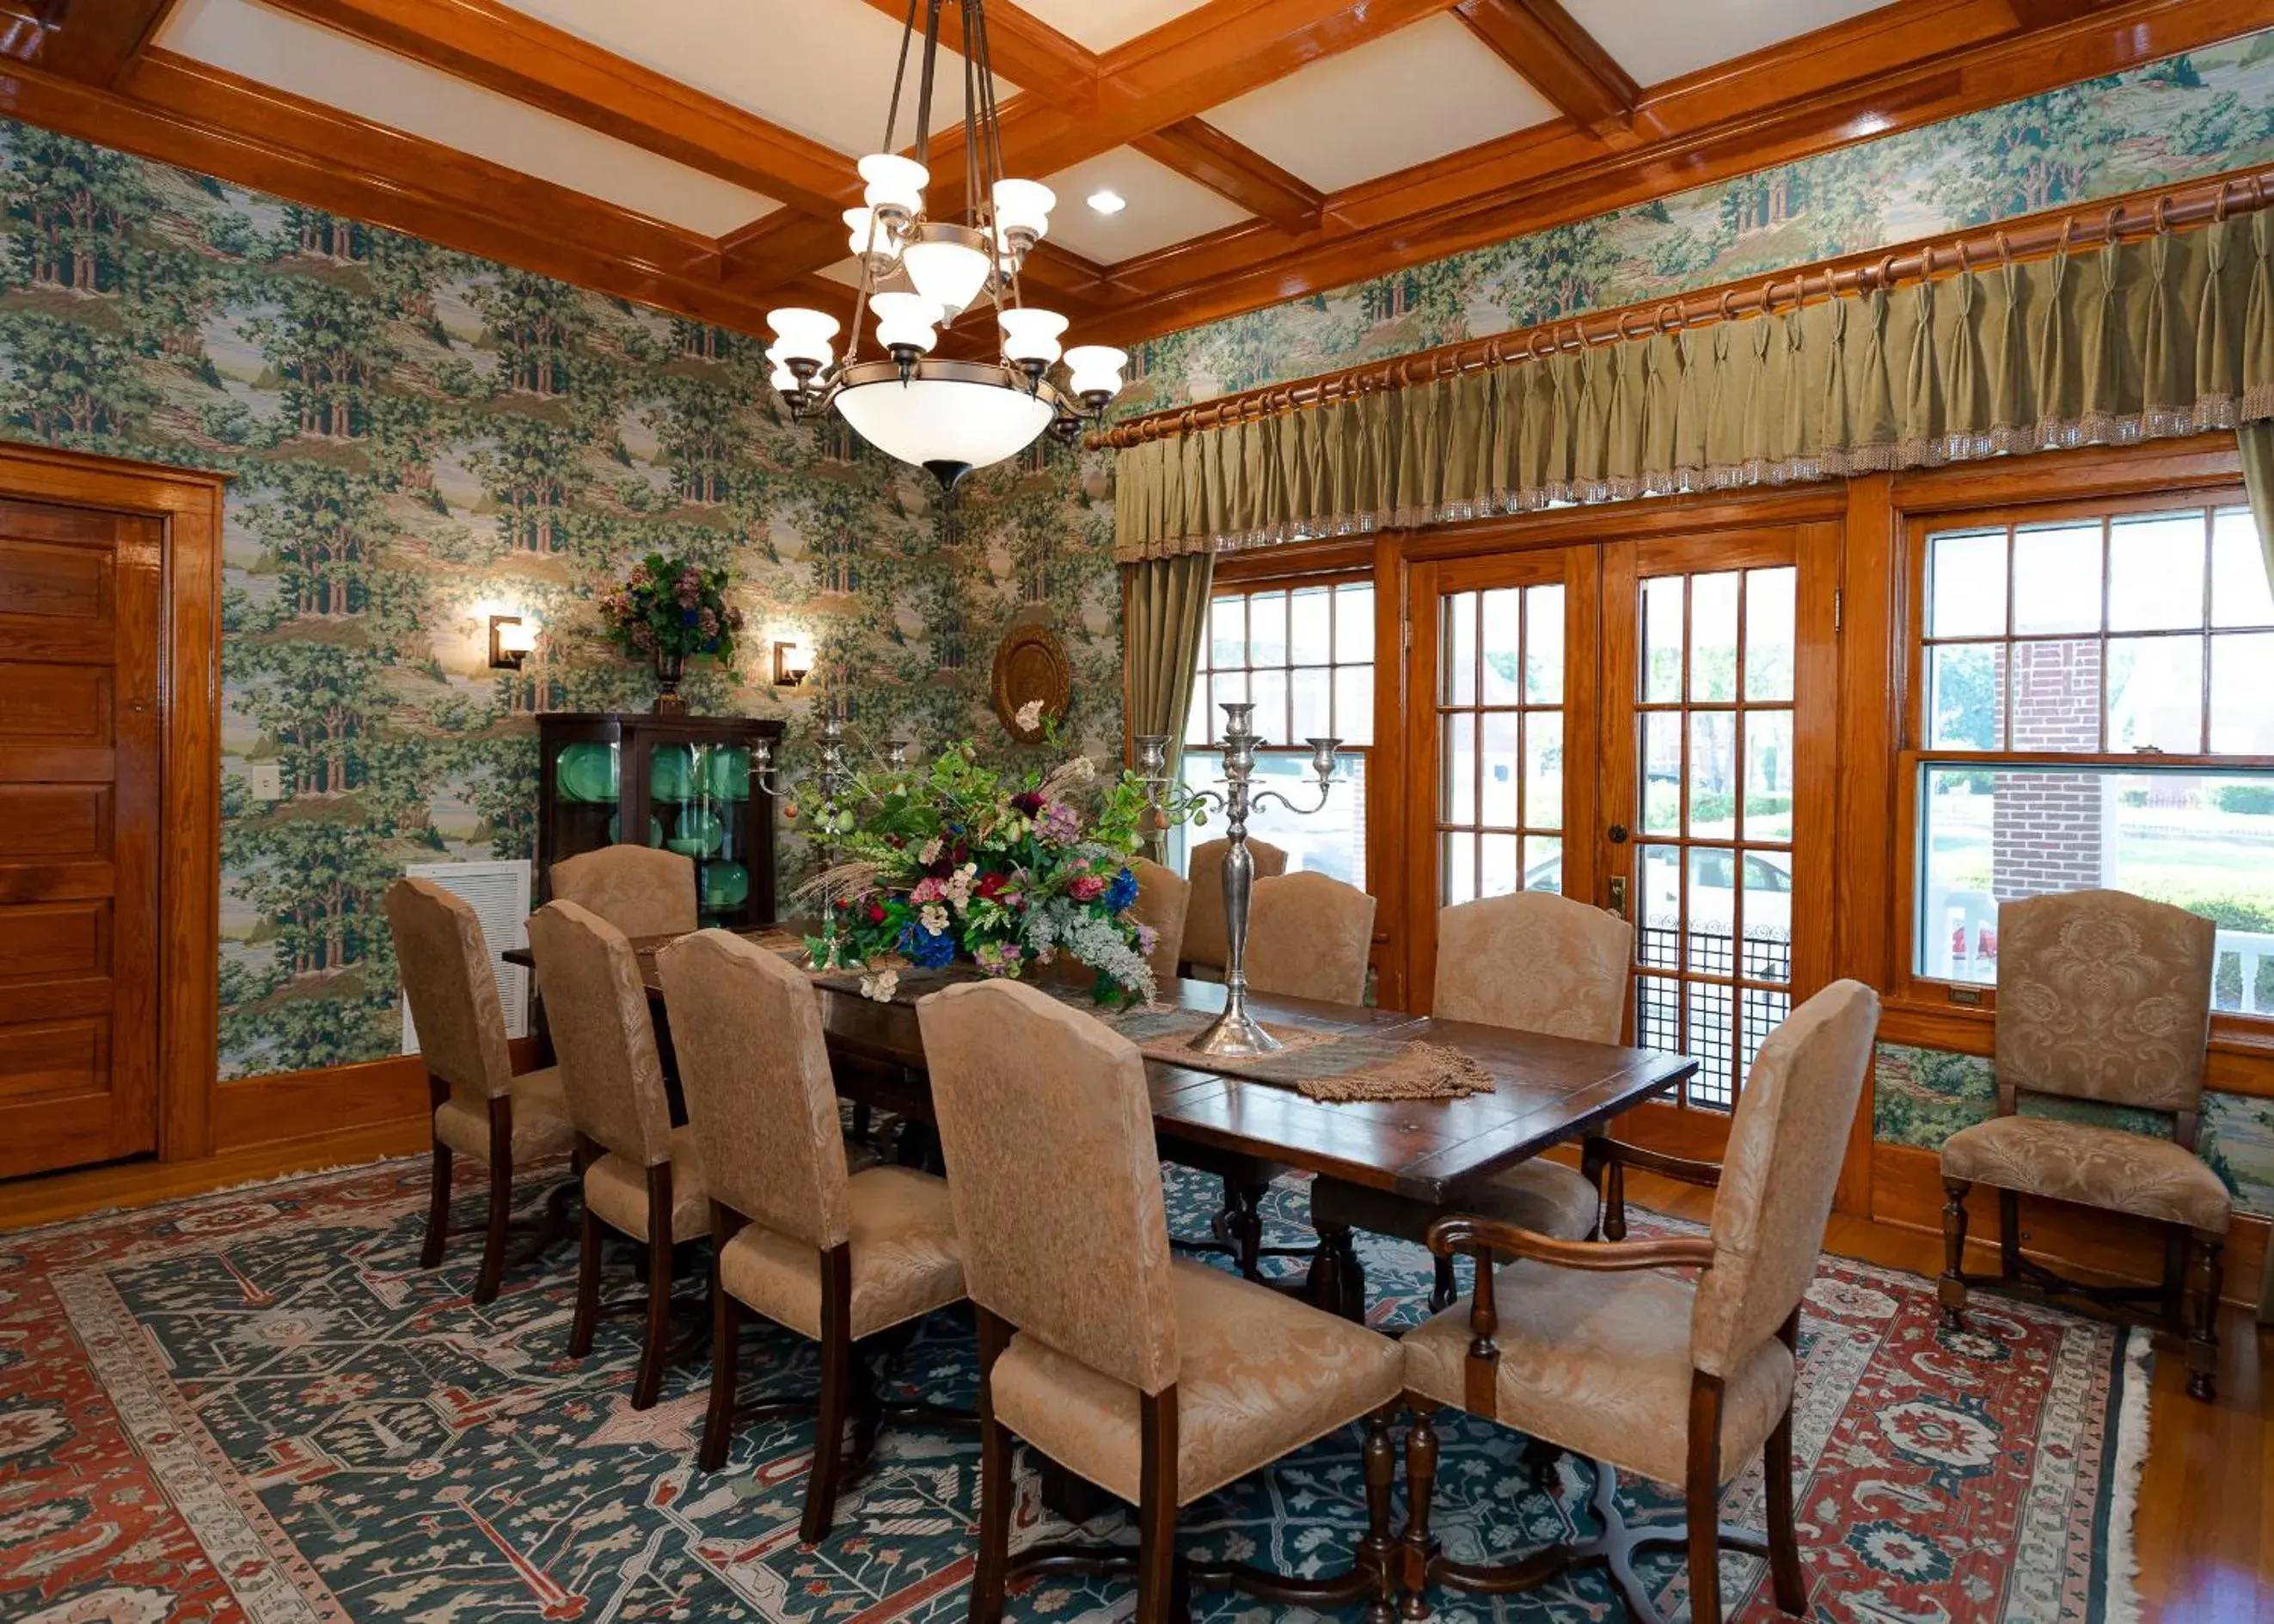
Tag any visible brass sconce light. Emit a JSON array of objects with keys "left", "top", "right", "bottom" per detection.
[
  {"left": 488, "top": 615, "right": 536, "bottom": 670},
  {"left": 773, "top": 640, "right": 812, "bottom": 687}
]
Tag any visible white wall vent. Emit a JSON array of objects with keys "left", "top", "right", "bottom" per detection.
[{"left": 401, "top": 858, "right": 533, "bottom": 1052}]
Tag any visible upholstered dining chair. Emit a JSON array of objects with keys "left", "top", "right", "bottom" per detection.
[
  {"left": 1310, "top": 891, "right": 1633, "bottom": 1314},
  {"left": 386, "top": 878, "right": 577, "bottom": 1304},
  {"left": 917, "top": 978, "right": 1406, "bottom": 1624},
  {"left": 1937, "top": 889, "right": 2228, "bottom": 1400},
  {"left": 1180, "top": 835, "right": 1286, "bottom": 975},
  {"left": 1244, "top": 869, "right": 1376, "bottom": 1004},
  {"left": 527, "top": 898, "right": 708, "bottom": 1410},
  {"left": 549, "top": 845, "right": 699, "bottom": 941},
  {"left": 1128, "top": 857, "right": 1190, "bottom": 991},
  {"left": 1397, "top": 979, "right": 1879, "bottom": 1624},
  {"left": 657, "top": 929, "right": 970, "bottom": 1540}
]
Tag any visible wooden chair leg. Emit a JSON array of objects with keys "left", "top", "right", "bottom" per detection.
[
  {"left": 800, "top": 1243, "right": 855, "bottom": 1544},
  {"left": 1429, "top": 1255, "right": 1458, "bottom": 1315},
  {"left": 568, "top": 1143, "right": 602, "bottom": 1359},
  {"left": 1229, "top": 1180, "right": 1268, "bottom": 1283},
  {"left": 1938, "top": 1176, "right": 1971, "bottom": 1328},
  {"left": 630, "top": 1164, "right": 675, "bottom": 1411},
  {"left": 421, "top": 1137, "right": 453, "bottom": 1270},
  {"left": 1686, "top": 1374, "right": 1725, "bottom": 1624},
  {"left": 1136, "top": 1387, "right": 1181, "bottom": 1624},
  {"left": 701, "top": 1288, "right": 741, "bottom": 1471},
  {"left": 1400, "top": 1400, "right": 1438, "bottom": 1621},
  {"left": 1996, "top": 1188, "right": 2022, "bottom": 1282},
  {"left": 970, "top": 1307, "right": 1014, "bottom": 1624},
  {"left": 474, "top": 1098, "right": 513, "bottom": 1304},
  {"left": 1360, "top": 1404, "right": 1398, "bottom": 1624},
  {"left": 2187, "top": 1231, "right": 2223, "bottom": 1402}
]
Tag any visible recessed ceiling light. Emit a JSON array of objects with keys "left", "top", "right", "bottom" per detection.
[{"left": 1086, "top": 188, "right": 1127, "bottom": 215}]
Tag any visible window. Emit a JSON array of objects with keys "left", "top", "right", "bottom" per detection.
[
  {"left": 1179, "top": 580, "right": 1373, "bottom": 886},
  {"left": 1436, "top": 580, "right": 1566, "bottom": 904},
  {"left": 1912, "top": 499, "right": 2274, "bottom": 1014}
]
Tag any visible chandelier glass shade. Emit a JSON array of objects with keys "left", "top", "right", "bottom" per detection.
[{"left": 764, "top": 0, "right": 1125, "bottom": 490}]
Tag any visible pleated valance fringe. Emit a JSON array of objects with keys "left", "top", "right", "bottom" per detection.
[{"left": 1114, "top": 213, "right": 2274, "bottom": 563}]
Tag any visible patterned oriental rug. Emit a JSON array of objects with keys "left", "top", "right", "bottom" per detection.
[{"left": 0, "top": 1158, "right": 2148, "bottom": 1624}]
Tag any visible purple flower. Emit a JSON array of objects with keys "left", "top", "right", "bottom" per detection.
[{"left": 1037, "top": 803, "right": 1082, "bottom": 845}]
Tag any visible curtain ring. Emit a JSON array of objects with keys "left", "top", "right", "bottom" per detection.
[
  {"left": 2213, "top": 181, "right": 2231, "bottom": 224},
  {"left": 1656, "top": 302, "right": 1680, "bottom": 334},
  {"left": 2154, "top": 193, "right": 2173, "bottom": 234},
  {"left": 1876, "top": 252, "right": 1898, "bottom": 291},
  {"left": 1956, "top": 236, "right": 1972, "bottom": 276},
  {"left": 1616, "top": 309, "right": 1645, "bottom": 342},
  {"left": 1995, "top": 229, "right": 2014, "bottom": 265},
  {"left": 1719, "top": 287, "right": 1738, "bottom": 322},
  {"left": 2102, "top": 205, "right": 2123, "bottom": 244}
]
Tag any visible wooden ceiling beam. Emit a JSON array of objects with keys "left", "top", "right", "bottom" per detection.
[
  {"left": 1452, "top": 0, "right": 1637, "bottom": 134},
  {"left": 1134, "top": 118, "right": 1324, "bottom": 232},
  {"left": 37, "top": 0, "right": 175, "bottom": 87},
  {"left": 2004, "top": 0, "right": 2124, "bottom": 25},
  {"left": 265, "top": 0, "right": 856, "bottom": 218},
  {"left": 852, "top": 0, "right": 1101, "bottom": 109}
]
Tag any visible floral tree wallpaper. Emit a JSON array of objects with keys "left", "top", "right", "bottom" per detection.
[
  {"left": 0, "top": 120, "right": 1119, "bottom": 1081},
  {"left": 1124, "top": 28, "right": 2274, "bottom": 410}
]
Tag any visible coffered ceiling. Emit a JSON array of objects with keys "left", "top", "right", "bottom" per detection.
[{"left": 11, "top": 0, "right": 2271, "bottom": 354}]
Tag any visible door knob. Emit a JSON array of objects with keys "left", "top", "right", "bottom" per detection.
[{"left": 1607, "top": 824, "right": 1629, "bottom": 843}]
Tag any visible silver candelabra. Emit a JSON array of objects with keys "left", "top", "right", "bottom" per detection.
[
  {"left": 1136, "top": 702, "right": 1340, "bottom": 1058},
  {"left": 751, "top": 715, "right": 913, "bottom": 965}
]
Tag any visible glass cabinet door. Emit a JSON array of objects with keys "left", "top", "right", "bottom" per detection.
[{"left": 647, "top": 738, "right": 755, "bottom": 923}]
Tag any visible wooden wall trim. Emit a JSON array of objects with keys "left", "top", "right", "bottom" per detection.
[
  {"left": 210, "top": 1038, "right": 537, "bottom": 1152},
  {"left": 0, "top": 443, "right": 225, "bottom": 1162}
]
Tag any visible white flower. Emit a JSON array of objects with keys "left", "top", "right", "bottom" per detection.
[
  {"left": 919, "top": 904, "right": 950, "bottom": 935},
  {"left": 920, "top": 837, "right": 943, "bottom": 864},
  {"left": 1070, "top": 756, "right": 1096, "bottom": 781},
  {"left": 861, "top": 970, "right": 899, "bottom": 1002},
  {"left": 1015, "top": 697, "right": 1045, "bottom": 731},
  {"left": 943, "top": 861, "right": 978, "bottom": 911}
]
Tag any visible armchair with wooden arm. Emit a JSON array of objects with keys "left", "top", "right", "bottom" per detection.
[
  {"left": 1580, "top": 1137, "right": 1725, "bottom": 1241},
  {"left": 1392, "top": 980, "right": 1879, "bottom": 1624}
]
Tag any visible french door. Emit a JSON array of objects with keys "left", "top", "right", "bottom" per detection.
[{"left": 1407, "top": 524, "right": 1837, "bottom": 1134}]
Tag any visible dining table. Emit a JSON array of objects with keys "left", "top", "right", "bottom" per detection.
[{"left": 503, "top": 922, "right": 1700, "bottom": 1317}]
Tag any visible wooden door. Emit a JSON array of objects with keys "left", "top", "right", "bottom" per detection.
[
  {"left": 1403, "top": 545, "right": 1600, "bottom": 1006},
  {"left": 1598, "top": 526, "right": 1839, "bottom": 1149},
  {"left": 0, "top": 497, "right": 162, "bottom": 1177}
]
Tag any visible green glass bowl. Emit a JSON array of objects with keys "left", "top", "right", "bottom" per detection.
[
  {"left": 665, "top": 835, "right": 708, "bottom": 858},
  {"left": 708, "top": 745, "right": 751, "bottom": 801},
  {"left": 650, "top": 744, "right": 696, "bottom": 803},
  {"left": 606, "top": 813, "right": 665, "bottom": 846},
  {"left": 702, "top": 861, "right": 750, "bottom": 909},
  {"left": 681, "top": 807, "right": 723, "bottom": 855},
  {"left": 557, "top": 742, "right": 617, "bottom": 803}
]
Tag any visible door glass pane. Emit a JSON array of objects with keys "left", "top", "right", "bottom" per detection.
[
  {"left": 1685, "top": 980, "right": 1734, "bottom": 1107},
  {"left": 1527, "top": 585, "right": 1566, "bottom": 702},
  {"left": 1441, "top": 711, "right": 1475, "bottom": 826},
  {"left": 1688, "top": 712, "right": 1738, "bottom": 838},
  {"left": 1479, "top": 833, "right": 1520, "bottom": 898},
  {"left": 1691, "top": 572, "right": 1740, "bottom": 702},
  {"left": 1442, "top": 831, "right": 1475, "bottom": 904},
  {"left": 1524, "top": 712, "right": 1563, "bottom": 832},
  {"left": 1641, "top": 576, "right": 1683, "bottom": 702},
  {"left": 1480, "top": 588, "right": 1523, "bottom": 704},
  {"left": 1444, "top": 592, "right": 1477, "bottom": 706},
  {"left": 1743, "top": 851, "right": 1793, "bottom": 985},
  {"left": 1744, "top": 567, "right": 1797, "bottom": 701},
  {"left": 1929, "top": 528, "right": 2007, "bottom": 638},
  {"left": 2105, "top": 636, "right": 2202, "bottom": 754},
  {"left": 1741, "top": 987, "right": 1793, "bottom": 1081},
  {"left": 1638, "top": 844, "right": 1680, "bottom": 966},
  {"left": 2108, "top": 514, "right": 2206, "bottom": 631},
  {"left": 1636, "top": 975, "right": 1680, "bottom": 1054},
  {"left": 1523, "top": 835, "right": 1562, "bottom": 894},
  {"left": 1744, "top": 711, "right": 1794, "bottom": 842},
  {"left": 1641, "top": 712, "right": 1682, "bottom": 834},
  {"left": 2012, "top": 522, "right": 2102, "bottom": 634},
  {"left": 1686, "top": 847, "right": 1737, "bottom": 973},
  {"left": 1480, "top": 710, "right": 1519, "bottom": 827}
]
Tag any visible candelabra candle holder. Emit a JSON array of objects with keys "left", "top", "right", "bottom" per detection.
[
  {"left": 1136, "top": 702, "right": 1340, "bottom": 1058},
  {"left": 752, "top": 715, "right": 901, "bottom": 967}
]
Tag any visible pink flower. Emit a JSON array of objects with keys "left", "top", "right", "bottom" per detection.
[
  {"left": 1067, "top": 873, "right": 1107, "bottom": 903},
  {"left": 909, "top": 877, "right": 945, "bottom": 904},
  {"left": 627, "top": 564, "right": 653, "bottom": 588},
  {"left": 1135, "top": 922, "right": 1159, "bottom": 955}
]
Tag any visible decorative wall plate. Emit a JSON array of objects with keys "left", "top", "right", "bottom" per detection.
[{"left": 990, "top": 623, "right": 1072, "bottom": 743}]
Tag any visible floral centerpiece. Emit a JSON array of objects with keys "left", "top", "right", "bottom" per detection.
[
  {"left": 795, "top": 704, "right": 1169, "bottom": 1005},
  {"left": 598, "top": 552, "right": 744, "bottom": 714}
]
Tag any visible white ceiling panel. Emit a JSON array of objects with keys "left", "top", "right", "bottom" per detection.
[
  {"left": 500, "top": 0, "right": 1013, "bottom": 160},
  {"left": 1037, "top": 147, "right": 1252, "bottom": 261},
  {"left": 1202, "top": 14, "right": 1556, "bottom": 193},
  {"left": 1011, "top": 0, "right": 1217, "bottom": 53},
  {"left": 159, "top": 0, "right": 779, "bottom": 234},
  {"left": 1562, "top": 0, "right": 1889, "bottom": 88}
]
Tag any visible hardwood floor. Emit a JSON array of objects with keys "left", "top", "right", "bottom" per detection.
[{"left": 0, "top": 1146, "right": 2262, "bottom": 1616}]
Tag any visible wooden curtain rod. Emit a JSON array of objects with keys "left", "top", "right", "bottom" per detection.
[{"left": 1096, "top": 165, "right": 2274, "bottom": 450}]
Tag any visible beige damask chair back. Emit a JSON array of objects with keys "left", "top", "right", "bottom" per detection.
[
  {"left": 550, "top": 845, "right": 699, "bottom": 941},
  {"left": 388, "top": 878, "right": 574, "bottom": 1303},
  {"left": 1309, "top": 891, "right": 1632, "bottom": 1316},
  {"left": 920, "top": 978, "right": 1405, "bottom": 1624},
  {"left": 527, "top": 899, "right": 708, "bottom": 1410},
  {"left": 1243, "top": 870, "right": 1375, "bottom": 1005},
  {"left": 919, "top": 977, "right": 1180, "bottom": 1394},
  {"left": 1182, "top": 837, "right": 1286, "bottom": 973},
  {"left": 659, "top": 930, "right": 965, "bottom": 1539},
  {"left": 1128, "top": 858, "right": 1190, "bottom": 990},
  {"left": 1938, "top": 889, "right": 2228, "bottom": 1399},
  {"left": 1398, "top": 980, "right": 1879, "bottom": 1624},
  {"left": 1434, "top": 891, "right": 1631, "bottom": 1037}
]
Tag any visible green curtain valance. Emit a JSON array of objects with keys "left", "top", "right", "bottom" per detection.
[{"left": 1114, "top": 213, "right": 2274, "bottom": 562}]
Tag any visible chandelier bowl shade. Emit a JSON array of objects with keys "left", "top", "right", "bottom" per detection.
[
  {"left": 901, "top": 224, "right": 994, "bottom": 318},
  {"left": 831, "top": 359, "right": 1061, "bottom": 489}
]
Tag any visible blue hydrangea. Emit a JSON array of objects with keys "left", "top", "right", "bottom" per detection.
[
  {"left": 1105, "top": 866, "right": 1139, "bottom": 913},
  {"left": 900, "top": 922, "right": 958, "bottom": 969}
]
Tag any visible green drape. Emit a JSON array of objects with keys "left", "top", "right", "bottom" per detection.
[
  {"left": 1123, "top": 550, "right": 1213, "bottom": 857},
  {"left": 1116, "top": 215, "right": 2274, "bottom": 578}
]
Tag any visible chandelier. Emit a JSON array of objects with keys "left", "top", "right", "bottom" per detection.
[{"left": 763, "top": 0, "right": 1127, "bottom": 491}]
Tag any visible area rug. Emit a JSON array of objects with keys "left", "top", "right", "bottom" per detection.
[{"left": 0, "top": 1155, "right": 2147, "bottom": 1623}]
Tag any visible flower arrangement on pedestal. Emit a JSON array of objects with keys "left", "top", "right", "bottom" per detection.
[
  {"left": 598, "top": 552, "right": 744, "bottom": 714},
  {"left": 794, "top": 705, "right": 1169, "bottom": 1004}
]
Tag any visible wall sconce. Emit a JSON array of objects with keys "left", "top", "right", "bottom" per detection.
[
  {"left": 773, "top": 640, "right": 812, "bottom": 687},
  {"left": 489, "top": 615, "right": 536, "bottom": 670}
]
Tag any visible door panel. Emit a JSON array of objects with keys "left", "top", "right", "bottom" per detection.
[
  {"left": 1600, "top": 527, "right": 1838, "bottom": 1139},
  {"left": 0, "top": 497, "right": 161, "bottom": 1177}
]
